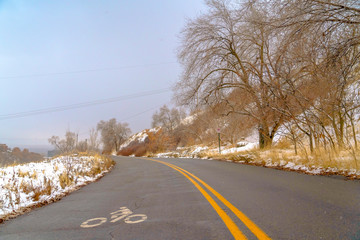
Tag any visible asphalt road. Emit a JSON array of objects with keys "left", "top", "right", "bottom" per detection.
[{"left": 0, "top": 156, "right": 359, "bottom": 239}]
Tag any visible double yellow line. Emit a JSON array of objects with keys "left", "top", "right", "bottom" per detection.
[{"left": 143, "top": 158, "right": 271, "bottom": 240}]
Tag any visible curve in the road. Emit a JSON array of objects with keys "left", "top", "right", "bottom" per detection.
[{"left": 143, "top": 157, "right": 272, "bottom": 240}]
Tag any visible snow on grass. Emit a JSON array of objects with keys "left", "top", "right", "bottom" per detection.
[
  {"left": 221, "top": 142, "right": 258, "bottom": 154},
  {"left": 0, "top": 154, "right": 114, "bottom": 220},
  {"left": 262, "top": 159, "right": 360, "bottom": 177},
  {"left": 191, "top": 146, "right": 209, "bottom": 154},
  {"left": 152, "top": 143, "right": 360, "bottom": 179}
]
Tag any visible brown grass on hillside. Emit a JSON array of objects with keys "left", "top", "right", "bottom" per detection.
[{"left": 118, "top": 129, "right": 177, "bottom": 157}]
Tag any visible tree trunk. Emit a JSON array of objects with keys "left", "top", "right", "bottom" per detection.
[
  {"left": 258, "top": 124, "right": 273, "bottom": 149},
  {"left": 309, "top": 132, "right": 314, "bottom": 153},
  {"left": 350, "top": 117, "right": 358, "bottom": 150},
  {"left": 332, "top": 111, "right": 345, "bottom": 149}
]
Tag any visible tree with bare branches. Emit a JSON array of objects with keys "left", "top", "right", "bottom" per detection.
[
  {"left": 97, "top": 119, "right": 131, "bottom": 154},
  {"left": 48, "top": 131, "right": 77, "bottom": 153},
  {"left": 175, "top": 0, "right": 288, "bottom": 148},
  {"left": 151, "top": 105, "right": 185, "bottom": 133}
]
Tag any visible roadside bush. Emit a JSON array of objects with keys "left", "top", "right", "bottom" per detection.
[{"left": 134, "top": 146, "right": 147, "bottom": 157}]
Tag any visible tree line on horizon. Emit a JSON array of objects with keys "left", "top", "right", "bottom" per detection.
[
  {"left": 48, "top": 118, "right": 131, "bottom": 155},
  {"left": 0, "top": 144, "right": 43, "bottom": 165}
]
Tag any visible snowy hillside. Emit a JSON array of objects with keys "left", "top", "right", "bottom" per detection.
[{"left": 118, "top": 127, "right": 160, "bottom": 151}]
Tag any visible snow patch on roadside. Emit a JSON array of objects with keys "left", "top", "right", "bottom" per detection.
[
  {"left": 262, "top": 159, "right": 360, "bottom": 177},
  {"left": 0, "top": 155, "right": 113, "bottom": 219},
  {"left": 152, "top": 142, "right": 360, "bottom": 179},
  {"left": 221, "top": 142, "right": 258, "bottom": 154},
  {"left": 191, "top": 146, "right": 209, "bottom": 154}
]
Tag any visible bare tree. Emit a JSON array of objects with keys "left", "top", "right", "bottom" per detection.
[
  {"left": 272, "top": 0, "right": 360, "bottom": 28},
  {"left": 88, "top": 127, "right": 100, "bottom": 152},
  {"left": 270, "top": 0, "right": 360, "bottom": 150},
  {"left": 76, "top": 140, "right": 88, "bottom": 152},
  {"left": 175, "top": 0, "right": 289, "bottom": 148},
  {"left": 174, "top": 0, "right": 359, "bottom": 152},
  {"left": 97, "top": 119, "right": 131, "bottom": 154},
  {"left": 151, "top": 105, "right": 186, "bottom": 132},
  {"left": 48, "top": 131, "right": 77, "bottom": 153}
]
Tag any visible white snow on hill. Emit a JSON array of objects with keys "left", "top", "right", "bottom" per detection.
[
  {"left": 119, "top": 127, "right": 160, "bottom": 151},
  {"left": 180, "top": 114, "right": 196, "bottom": 125}
]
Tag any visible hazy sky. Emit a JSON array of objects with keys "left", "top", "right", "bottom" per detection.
[{"left": 0, "top": 0, "right": 206, "bottom": 151}]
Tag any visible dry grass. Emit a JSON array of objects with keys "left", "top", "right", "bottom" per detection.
[
  {"left": 59, "top": 172, "right": 73, "bottom": 189},
  {"left": 89, "top": 161, "right": 102, "bottom": 176},
  {"left": 237, "top": 146, "right": 360, "bottom": 173},
  {"left": 259, "top": 149, "right": 294, "bottom": 164},
  {"left": 18, "top": 170, "right": 29, "bottom": 178},
  {"left": 19, "top": 181, "right": 34, "bottom": 195},
  {"left": 32, "top": 181, "right": 52, "bottom": 201},
  {"left": 166, "top": 143, "right": 359, "bottom": 178},
  {"left": 30, "top": 171, "right": 37, "bottom": 180},
  {"left": 273, "top": 138, "right": 293, "bottom": 149},
  {"left": 0, "top": 152, "right": 116, "bottom": 223}
]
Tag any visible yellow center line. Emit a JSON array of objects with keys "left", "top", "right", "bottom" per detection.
[
  {"left": 143, "top": 158, "right": 271, "bottom": 240},
  {"left": 142, "top": 158, "right": 247, "bottom": 240}
]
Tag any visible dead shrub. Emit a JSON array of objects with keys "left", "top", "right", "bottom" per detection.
[
  {"left": 32, "top": 182, "right": 52, "bottom": 201},
  {"left": 90, "top": 162, "right": 102, "bottom": 176},
  {"left": 30, "top": 171, "right": 37, "bottom": 180},
  {"left": 118, "top": 146, "right": 135, "bottom": 156},
  {"left": 275, "top": 138, "right": 292, "bottom": 149},
  {"left": 18, "top": 170, "right": 29, "bottom": 178},
  {"left": 118, "top": 141, "right": 147, "bottom": 156},
  {"left": 147, "top": 129, "right": 176, "bottom": 153},
  {"left": 134, "top": 146, "right": 147, "bottom": 157},
  {"left": 59, "top": 172, "right": 73, "bottom": 189},
  {"left": 229, "top": 154, "right": 253, "bottom": 163},
  {"left": 19, "top": 181, "right": 34, "bottom": 194}
]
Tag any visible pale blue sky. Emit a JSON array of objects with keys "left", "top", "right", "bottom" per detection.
[{"left": 0, "top": 0, "right": 206, "bottom": 151}]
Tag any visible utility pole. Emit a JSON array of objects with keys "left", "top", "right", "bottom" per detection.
[{"left": 217, "top": 128, "right": 221, "bottom": 154}]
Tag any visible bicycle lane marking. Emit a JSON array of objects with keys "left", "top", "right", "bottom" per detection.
[
  {"left": 80, "top": 207, "right": 147, "bottom": 228},
  {"left": 142, "top": 158, "right": 272, "bottom": 240}
]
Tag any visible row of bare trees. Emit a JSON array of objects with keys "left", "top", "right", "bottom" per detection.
[
  {"left": 48, "top": 118, "right": 131, "bottom": 155},
  {"left": 149, "top": 104, "right": 254, "bottom": 150},
  {"left": 175, "top": 0, "right": 360, "bottom": 152}
]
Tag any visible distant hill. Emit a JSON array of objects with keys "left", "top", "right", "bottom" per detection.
[{"left": 0, "top": 144, "right": 44, "bottom": 166}]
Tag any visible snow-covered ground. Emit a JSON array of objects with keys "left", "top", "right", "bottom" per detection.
[
  {"left": 261, "top": 158, "right": 360, "bottom": 177},
  {"left": 153, "top": 142, "right": 360, "bottom": 179},
  {"left": 155, "top": 141, "right": 258, "bottom": 158},
  {"left": 0, "top": 154, "right": 114, "bottom": 220},
  {"left": 221, "top": 142, "right": 258, "bottom": 154}
]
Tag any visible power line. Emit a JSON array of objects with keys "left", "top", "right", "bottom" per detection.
[
  {"left": 120, "top": 104, "right": 166, "bottom": 122},
  {"left": 0, "top": 62, "right": 177, "bottom": 80},
  {"left": 0, "top": 88, "right": 171, "bottom": 120},
  {"left": 77, "top": 103, "right": 169, "bottom": 137}
]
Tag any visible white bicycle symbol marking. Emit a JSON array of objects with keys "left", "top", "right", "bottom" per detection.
[{"left": 81, "top": 206, "right": 147, "bottom": 228}]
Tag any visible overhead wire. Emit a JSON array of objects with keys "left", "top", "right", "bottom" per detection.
[
  {"left": 0, "top": 62, "right": 177, "bottom": 80},
  {"left": 77, "top": 103, "right": 169, "bottom": 137},
  {"left": 0, "top": 88, "right": 171, "bottom": 120},
  {"left": 119, "top": 104, "right": 167, "bottom": 122}
]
